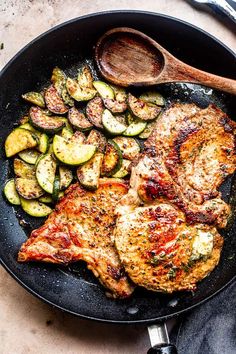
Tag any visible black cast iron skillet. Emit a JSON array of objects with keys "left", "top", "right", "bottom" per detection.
[{"left": 0, "top": 10, "right": 235, "bottom": 353}]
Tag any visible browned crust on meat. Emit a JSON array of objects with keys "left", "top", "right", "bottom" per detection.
[{"left": 18, "top": 180, "right": 134, "bottom": 299}]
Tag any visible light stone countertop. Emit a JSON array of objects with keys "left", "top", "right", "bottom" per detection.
[{"left": 0, "top": 1, "right": 235, "bottom": 353}]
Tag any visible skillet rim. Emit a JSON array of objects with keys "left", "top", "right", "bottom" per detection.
[{"left": 0, "top": 10, "right": 235, "bottom": 324}]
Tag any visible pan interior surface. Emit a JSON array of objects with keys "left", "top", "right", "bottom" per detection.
[{"left": 0, "top": 11, "right": 235, "bottom": 323}]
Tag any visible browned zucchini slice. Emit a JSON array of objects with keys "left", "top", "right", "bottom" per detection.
[
  {"left": 128, "top": 93, "right": 161, "bottom": 121},
  {"left": 66, "top": 78, "right": 96, "bottom": 102},
  {"left": 22, "top": 92, "right": 45, "bottom": 108},
  {"left": 77, "top": 152, "right": 103, "bottom": 190},
  {"left": 101, "top": 140, "right": 122, "bottom": 176},
  {"left": 14, "top": 158, "right": 35, "bottom": 179},
  {"left": 59, "top": 166, "right": 73, "bottom": 190},
  {"left": 68, "top": 107, "right": 93, "bottom": 131},
  {"left": 112, "top": 136, "right": 140, "bottom": 160},
  {"left": 15, "top": 177, "right": 44, "bottom": 199},
  {"left": 103, "top": 98, "right": 127, "bottom": 114},
  {"left": 86, "top": 129, "right": 107, "bottom": 153},
  {"left": 45, "top": 85, "right": 69, "bottom": 114},
  {"left": 77, "top": 65, "right": 94, "bottom": 88},
  {"left": 139, "top": 91, "right": 165, "bottom": 106},
  {"left": 29, "top": 107, "right": 65, "bottom": 134},
  {"left": 86, "top": 96, "right": 104, "bottom": 128},
  {"left": 5, "top": 128, "right": 38, "bottom": 157},
  {"left": 51, "top": 67, "right": 66, "bottom": 94}
]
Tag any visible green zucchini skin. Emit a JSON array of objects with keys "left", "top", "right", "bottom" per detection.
[
  {"left": 44, "top": 84, "right": 69, "bottom": 114},
  {"left": 20, "top": 198, "right": 52, "bottom": 217},
  {"left": 53, "top": 135, "right": 96, "bottom": 166},
  {"left": 29, "top": 106, "right": 65, "bottom": 134},
  {"left": 112, "top": 136, "right": 140, "bottom": 160},
  {"left": 5, "top": 128, "right": 38, "bottom": 157},
  {"left": 22, "top": 92, "right": 45, "bottom": 108},
  {"left": 93, "top": 81, "right": 114, "bottom": 99},
  {"left": 123, "top": 120, "right": 147, "bottom": 137},
  {"left": 128, "top": 93, "right": 161, "bottom": 121},
  {"left": 86, "top": 96, "right": 104, "bottom": 129},
  {"left": 18, "top": 149, "right": 40, "bottom": 165},
  {"left": 138, "top": 120, "right": 157, "bottom": 139},
  {"left": 36, "top": 153, "right": 57, "bottom": 194},
  {"left": 139, "top": 91, "right": 165, "bottom": 106},
  {"left": 112, "top": 159, "right": 131, "bottom": 178},
  {"left": 59, "top": 166, "right": 73, "bottom": 190},
  {"left": 4, "top": 179, "right": 21, "bottom": 205},
  {"left": 68, "top": 107, "right": 93, "bottom": 131},
  {"left": 52, "top": 176, "right": 60, "bottom": 201},
  {"left": 77, "top": 152, "right": 103, "bottom": 190},
  {"left": 101, "top": 140, "right": 123, "bottom": 176},
  {"left": 102, "top": 109, "right": 127, "bottom": 135}
]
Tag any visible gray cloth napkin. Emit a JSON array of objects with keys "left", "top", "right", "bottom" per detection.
[{"left": 174, "top": 280, "right": 236, "bottom": 354}]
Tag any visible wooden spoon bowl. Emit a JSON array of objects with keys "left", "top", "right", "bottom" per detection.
[{"left": 95, "top": 27, "right": 236, "bottom": 95}]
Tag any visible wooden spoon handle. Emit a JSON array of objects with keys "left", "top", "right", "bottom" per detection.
[{"left": 159, "top": 57, "right": 236, "bottom": 95}]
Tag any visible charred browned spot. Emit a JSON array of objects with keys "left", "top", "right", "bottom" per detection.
[
  {"left": 143, "top": 146, "right": 158, "bottom": 157},
  {"left": 219, "top": 115, "right": 236, "bottom": 133},
  {"left": 107, "top": 265, "right": 124, "bottom": 280},
  {"left": 174, "top": 125, "right": 199, "bottom": 162}
]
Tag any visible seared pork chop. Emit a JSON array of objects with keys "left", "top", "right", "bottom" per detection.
[
  {"left": 115, "top": 103, "right": 235, "bottom": 293},
  {"left": 115, "top": 202, "right": 223, "bottom": 293},
  {"left": 18, "top": 179, "right": 134, "bottom": 298},
  {"left": 117, "top": 103, "right": 236, "bottom": 228}
]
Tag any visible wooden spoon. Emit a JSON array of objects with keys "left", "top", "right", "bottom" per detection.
[{"left": 95, "top": 27, "right": 236, "bottom": 95}]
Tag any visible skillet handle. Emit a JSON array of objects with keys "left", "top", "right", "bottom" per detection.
[{"left": 147, "top": 343, "right": 178, "bottom": 354}]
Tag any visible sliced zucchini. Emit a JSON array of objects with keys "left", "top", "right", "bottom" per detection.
[
  {"left": 53, "top": 135, "right": 96, "bottom": 166},
  {"left": 5, "top": 128, "right": 38, "bottom": 158},
  {"left": 19, "top": 123, "right": 41, "bottom": 137},
  {"left": 51, "top": 67, "right": 66, "bottom": 94},
  {"left": 103, "top": 98, "right": 127, "bottom": 114},
  {"left": 36, "top": 153, "right": 57, "bottom": 194},
  {"left": 110, "top": 85, "right": 127, "bottom": 103},
  {"left": 102, "top": 109, "right": 127, "bottom": 135},
  {"left": 77, "top": 152, "right": 103, "bottom": 190},
  {"left": 59, "top": 166, "right": 73, "bottom": 190},
  {"left": 39, "top": 195, "right": 53, "bottom": 204},
  {"left": 61, "top": 127, "right": 73, "bottom": 140},
  {"left": 77, "top": 65, "right": 94, "bottom": 88},
  {"left": 86, "top": 96, "right": 104, "bottom": 129},
  {"left": 128, "top": 93, "right": 161, "bottom": 121},
  {"left": 68, "top": 107, "right": 93, "bottom": 131},
  {"left": 93, "top": 81, "right": 114, "bottom": 99},
  {"left": 29, "top": 107, "right": 65, "bottom": 134},
  {"left": 112, "top": 159, "right": 131, "bottom": 178},
  {"left": 123, "top": 120, "right": 147, "bottom": 137},
  {"left": 139, "top": 91, "right": 165, "bottom": 106},
  {"left": 20, "top": 198, "right": 52, "bottom": 217},
  {"left": 86, "top": 129, "right": 107, "bottom": 153},
  {"left": 61, "top": 86, "right": 74, "bottom": 106},
  {"left": 18, "top": 149, "right": 41, "bottom": 164},
  {"left": 101, "top": 140, "right": 122, "bottom": 176},
  {"left": 112, "top": 136, "right": 140, "bottom": 160},
  {"left": 14, "top": 158, "right": 35, "bottom": 179},
  {"left": 112, "top": 114, "right": 127, "bottom": 127},
  {"left": 66, "top": 77, "right": 96, "bottom": 102},
  {"left": 22, "top": 92, "right": 45, "bottom": 108},
  {"left": 38, "top": 133, "right": 49, "bottom": 154},
  {"left": 138, "top": 120, "right": 157, "bottom": 139},
  {"left": 15, "top": 177, "right": 44, "bottom": 199},
  {"left": 126, "top": 111, "right": 136, "bottom": 125},
  {"left": 44, "top": 85, "right": 69, "bottom": 114},
  {"left": 52, "top": 176, "right": 60, "bottom": 201},
  {"left": 4, "top": 179, "right": 21, "bottom": 205},
  {"left": 70, "top": 131, "right": 86, "bottom": 144}
]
